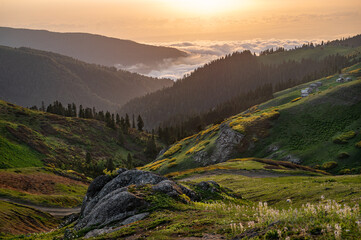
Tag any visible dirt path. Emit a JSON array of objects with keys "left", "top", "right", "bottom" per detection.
[
  {"left": 179, "top": 169, "right": 298, "bottom": 182},
  {"left": 0, "top": 197, "right": 81, "bottom": 217}
]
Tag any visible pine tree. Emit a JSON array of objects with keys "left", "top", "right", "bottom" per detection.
[
  {"left": 116, "top": 114, "right": 121, "bottom": 125},
  {"left": 117, "top": 130, "right": 125, "bottom": 145},
  {"left": 137, "top": 115, "right": 144, "bottom": 131},
  {"left": 125, "top": 114, "right": 131, "bottom": 131},
  {"left": 132, "top": 114, "right": 135, "bottom": 128},
  {"left": 106, "top": 158, "right": 115, "bottom": 171},
  {"left": 145, "top": 134, "right": 157, "bottom": 159},
  {"left": 124, "top": 153, "right": 134, "bottom": 169},
  {"left": 85, "top": 151, "right": 92, "bottom": 165}
]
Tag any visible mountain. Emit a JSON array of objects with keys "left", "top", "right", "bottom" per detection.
[
  {"left": 0, "top": 27, "right": 187, "bottom": 69},
  {"left": 0, "top": 46, "right": 173, "bottom": 111},
  {"left": 119, "top": 35, "right": 361, "bottom": 129},
  {"left": 141, "top": 63, "right": 361, "bottom": 175}
]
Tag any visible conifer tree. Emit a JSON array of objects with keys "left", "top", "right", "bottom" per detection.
[
  {"left": 137, "top": 115, "right": 144, "bottom": 131},
  {"left": 106, "top": 158, "right": 115, "bottom": 171},
  {"left": 132, "top": 114, "right": 135, "bottom": 128},
  {"left": 125, "top": 114, "right": 131, "bottom": 131}
]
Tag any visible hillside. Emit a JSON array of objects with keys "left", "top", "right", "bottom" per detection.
[
  {"left": 0, "top": 46, "right": 173, "bottom": 111},
  {"left": 0, "top": 99, "right": 162, "bottom": 174},
  {"left": 119, "top": 34, "right": 361, "bottom": 129},
  {"left": 0, "top": 27, "right": 187, "bottom": 69},
  {"left": 141, "top": 63, "right": 361, "bottom": 175}
]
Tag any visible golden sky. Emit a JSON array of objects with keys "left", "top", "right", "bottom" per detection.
[{"left": 1, "top": 0, "right": 360, "bottom": 42}]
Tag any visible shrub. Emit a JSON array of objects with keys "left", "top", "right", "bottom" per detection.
[
  {"left": 291, "top": 97, "right": 302, "bottom": 102},
  {"left": 337, "top": 152, "right": 350, "bottom": 159},
  {"left": 332, "top": 131, "right": 356, "bottom": 144},
  {"left": 322, "top": 161, "right": 338, "bottom": 170},
  {"left": 264, "top": 229, "right": 279, "bottom": 240},
  {"left": 339, "top": 169, "right": 351, "bottom": 175},
  {"left": 355, "top": 141, "right": 361, "bottom": 148},
  {"left": 163, "top": 144, "right": 182, "bottom": 157}
]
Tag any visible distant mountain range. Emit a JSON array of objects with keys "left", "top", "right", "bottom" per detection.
[
  {"left": 0, "top": 27, "right": 187, "bottom": 68},
  {"left": 0, "top": 46, "right": 173, "bottom": 111}
]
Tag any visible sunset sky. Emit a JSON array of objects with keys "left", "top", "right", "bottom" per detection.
[{"left": 1, "top": 0, "right": 360, "bottom": 42}]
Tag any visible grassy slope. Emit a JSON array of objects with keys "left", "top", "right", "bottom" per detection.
[
  {"left": 143, "top": 63, "right": 361, "bottom": 175},
  {"left": 0, "top": 200, "right": 58, "bottom": 237},
  {"left": 0, "top": 167, "right": 88, "bottom": 207},
  {"left": 0, "top": 100, "right": 158, "bottom": 170}
]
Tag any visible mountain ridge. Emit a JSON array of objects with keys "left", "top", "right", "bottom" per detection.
[{"left": 0, "top": 26, "right": 187, "bottom": 68}]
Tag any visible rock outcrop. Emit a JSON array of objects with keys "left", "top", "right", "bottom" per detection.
[
  {"left": 75, "top": 169, "right": 196, "bottom": 231},
  {"left": 194, "top": 124, "right": 244, "bottom": 166}
]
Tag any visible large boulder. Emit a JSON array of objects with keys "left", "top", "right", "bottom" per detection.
[{"left": 75, "top": 170, "right": 196, "bottom": 230}]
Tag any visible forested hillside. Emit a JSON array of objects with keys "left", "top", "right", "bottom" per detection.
[
  {"left": 120, "top": 35, "right": 361, "bottom": 131},
  {"left": 0, "top": 46, "right": 173, "bottom": 111},
  {"left": 0, "top": 27, "right": 187, "bottom": 68}
]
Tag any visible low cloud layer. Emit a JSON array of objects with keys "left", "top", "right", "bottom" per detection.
[{"left": 117, "top": 38, "right": 323, "bottom": 80}]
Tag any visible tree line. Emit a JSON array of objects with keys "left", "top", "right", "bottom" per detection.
[{"left": 30, "top": 101, "right": 145, "bottom": 132}]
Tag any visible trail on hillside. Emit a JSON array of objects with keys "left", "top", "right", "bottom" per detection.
[
  {"left": 178, "top": 169, "right": 302, "bottom": 182},
  {"left": 0, "top": 197, "right": 80, "bottom": 217}
]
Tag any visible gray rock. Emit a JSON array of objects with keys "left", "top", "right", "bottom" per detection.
[
  {"left": 152, "top": 180, "right": 183, "bottom": 198},
  {"left": 193, "top": 124, "right": 244, "bottom": 166},
  {"left": 76, "top": 170, "right": 196, "bottom": 231},
  {"left": 84, "top": 213, "right": 150, "bottom": 239},
  {"left": 196, "top": 181, "right": 220, "bottom": 193},
  {"left": 282, "top": 154, "right": 302, "bottom": 164}
]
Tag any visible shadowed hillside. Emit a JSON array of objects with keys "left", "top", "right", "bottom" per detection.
[
  {"left": 0, "top": 27, "right": 187, "bottom": 68},
  {"left": 0, "top": 46, "right": 173, "bottom": 111}
]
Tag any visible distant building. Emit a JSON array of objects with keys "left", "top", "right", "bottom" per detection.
[{"left": 346, "top": 77, "right": 352, "bottom": 81}]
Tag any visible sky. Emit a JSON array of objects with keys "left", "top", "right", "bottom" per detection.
[
  {"left": 1, "top": 0, "right": 360, "bottom": 80},
  {"left": 1, "top": 0, "right": 360, "bottom": 42}
]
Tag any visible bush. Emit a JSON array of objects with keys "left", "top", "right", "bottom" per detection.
[
  {"left": 322, "top": 161, "right": 338, "bottom": 170},
  {"left": 337, "top": 152, "right": 350, "bottom": 159},
  {"left": 355, "top": 141, "right": 361, "bottom": 148},
  {"left": 264, "top": 229, "right": 279, "bottom": 240},
  {"left": 163, "top": 144, "right": 182, "bottom": 157},
  {"left": 332, "top": 131, "right": 356, "bottom": 144},
  {"left": 339, "top": 169, "right": 351, "bottom": 175}
]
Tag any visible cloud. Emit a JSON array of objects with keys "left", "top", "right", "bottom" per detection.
[{"left": 116, "top": 38, "right": 324, "bottom": 80}]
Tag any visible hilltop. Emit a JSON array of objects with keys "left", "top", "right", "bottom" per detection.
[
  {"left": 0, "top": 46, "right": 173, "bottom": 111},
  {"left": 141, "top": 63, "right": 361, "bottom": 175},
  {"left": 0, "top": 26, "right": 187, "bottom": 69}
]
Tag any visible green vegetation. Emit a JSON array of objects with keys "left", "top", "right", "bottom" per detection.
[
  {"left": 0, "top": 200, "right": 58, "bottom": 237},
  {"left": 0, "top": 167, "right": 87, "bottom": 207},
  {"left": 0, "top": 100, "right": 163, "bottom": 176},
  {"left": 10, "top": 173, "right": 361, "bottom": 240}
]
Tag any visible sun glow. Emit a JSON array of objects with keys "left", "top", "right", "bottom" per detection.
[{"left": 165, "top": 0, "right": 244, "bottom": 15}]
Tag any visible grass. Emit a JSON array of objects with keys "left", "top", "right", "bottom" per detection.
[
  {"left": 12, "top": 173, "right": 361, "bottom": 240},
  {"left": 0, "top": 200, "right": 58, "bottom": 237},
  {"left": 0, "top": 99, "right": 162, "bottom": 175},
  {"left": 0, "top": 167, "right": 88, "bottom": 207}
]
